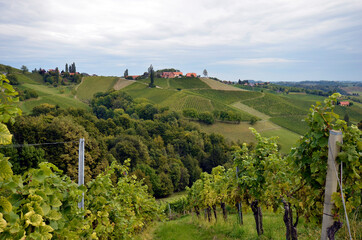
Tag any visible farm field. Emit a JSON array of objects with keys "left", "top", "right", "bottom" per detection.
[{"left": 76, "top": 76, "right": 119, "bottom": 101}]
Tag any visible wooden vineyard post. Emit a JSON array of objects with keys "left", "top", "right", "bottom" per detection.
[
  {"left": 168, "top": 203, "right": 171, "bottom": 219},
  {"left": 236, "top": 166, "right": 243, "bottom": 225},
  {"left": 321, "top": 130, "right": 342, "bottom": 240}
]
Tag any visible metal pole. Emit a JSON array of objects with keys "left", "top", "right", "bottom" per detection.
[{"left": 78, "top": 138, "right": 85, "bottom": 209}]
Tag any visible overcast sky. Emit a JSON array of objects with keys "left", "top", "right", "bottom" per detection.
[{"left": 1, "top": 0, "right": 361, "bottom": 81}]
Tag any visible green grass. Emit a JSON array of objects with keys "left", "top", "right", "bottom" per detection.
[
  {"left": 151, "top": 211, "right": 323, "bottom": 240},
  {"left": 76, "top": 76, "right": 119, "bottom": 100}
]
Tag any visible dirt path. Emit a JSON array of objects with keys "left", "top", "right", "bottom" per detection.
[
  {"left": 231, "top": 101, "right": 270, "bottom": 120},
  {"left": 113, "top": 78, "right": 136, "bottom": 90},
  {"left": 74, "top": 77, "right": 84, "bottom": 99}
]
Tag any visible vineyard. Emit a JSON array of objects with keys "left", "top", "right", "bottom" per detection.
[
  {"left": 242, "top": 93, "right": 307, "bottom": 117},
  {"left": 0, "top": 73, "right": 361, "bottom": 240},
  {"left": 164, "top": 93, "right": 361, "bottom": 239},
  {"left": 190, "top": 89, "right": 262, "bottom": 105},
  {"left": 76, "top": 76, "right": 119, "bottom": 101}
]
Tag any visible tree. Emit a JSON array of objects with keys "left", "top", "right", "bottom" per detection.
[
  {"left": 124, "top": 69, "right": 128, "bottom": 78},
  {"left": 250, "top": 116, "right": 258, "bottom": 125},
  {"left": 65, "top": 63, "right": 68, "bottom": 73},
  {"left": 344, "top": 113, "right": 350, "bottom": 126},
  {"left": 203, "top": 69, "right": 208, "bottom": 77},
  {"left": 21, "top": 65, "right": 28, "bottom": 73},
  {"left": 148, "top": 64, "right": 155, "bottom": 88},
  {"left": 71, "top": 62, "right": 76, "bottom": 73}
]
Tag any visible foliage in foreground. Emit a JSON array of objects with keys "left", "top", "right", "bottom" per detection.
[
  {"left": 0, "top": 74, "right": 163, "bottom": 239},
  {"left": 0, "top": 159, "right": 163, "bottom": 239}
]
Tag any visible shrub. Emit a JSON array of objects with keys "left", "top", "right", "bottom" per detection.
[{"left": 198, "top": 112, "right": 215, "bottom": 124}]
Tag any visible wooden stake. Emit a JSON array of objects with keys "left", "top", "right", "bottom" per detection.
[{"left": 321, "top": 130, "right": 342, "bottom": 240}]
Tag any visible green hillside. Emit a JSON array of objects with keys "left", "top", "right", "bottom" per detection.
[
  {"left": 76, "top": 76, "right": 119, "bottom": 101},
  {"left": 121, "top": 81, "right": 305, "bottom": 151},
  {"left": 2, "top": 67, "right": 359, "bottom": 152},
  {"left": 16, "top": 79, "right": 89, "bottom": 113},
  {"left": 0, "top": 70, "right": 88, "bottom": 113}
]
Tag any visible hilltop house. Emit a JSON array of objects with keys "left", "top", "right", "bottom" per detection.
[
  {"left": 127, "top": 75, "right": 140, "bottom": 80},
  {"left": 186, "top": 73, "right": 197, "bottom": 77},
  {"left": 161, "top": 72, "right": 183, "bottom": 78},
  {"left": 339, "top": 101, "right": 350, "bottom": 106}
]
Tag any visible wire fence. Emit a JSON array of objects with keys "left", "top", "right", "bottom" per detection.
[{"left": 0, "top": 141, "right": 78, "bottom": 148}]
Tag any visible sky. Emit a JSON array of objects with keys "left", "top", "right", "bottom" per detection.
[{"left": 0, "top": 0, "right": 361, "bottom": 81}]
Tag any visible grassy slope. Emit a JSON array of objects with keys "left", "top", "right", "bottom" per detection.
[
  {"left": 15, "top": 74, "right": 89, "bottom": 113},
  {"left": 122, "top": 82, "right": 255, "bottom": 121},
  {"left": 76, "top": 76, "right": 119, "bottom": 101},
  {"left": 199, "top": 121, "right": 300, "bottom": 153},
  {"left": 138, "top": 77, "right": 211, "bottom": 90}
]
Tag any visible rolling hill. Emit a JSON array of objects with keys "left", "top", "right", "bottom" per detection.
[{"left": 2, "top": 66, "right": 360, "bottom": 152}]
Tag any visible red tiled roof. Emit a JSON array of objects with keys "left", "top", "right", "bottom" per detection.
[{"left": 340, "top": 101, "right": 350, "bottom": 106}]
